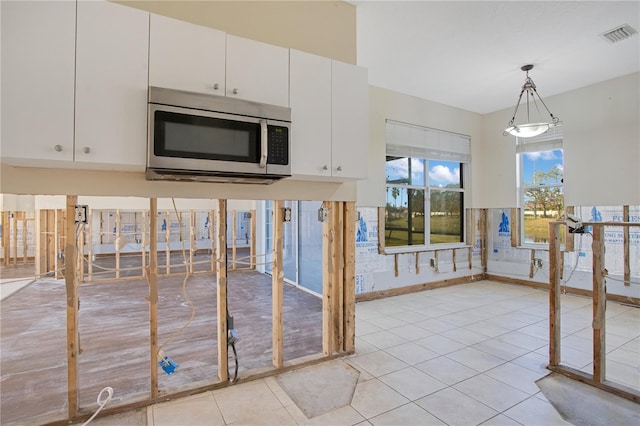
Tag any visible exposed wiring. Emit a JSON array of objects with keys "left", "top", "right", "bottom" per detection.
[
  {"left": 158, "top": 199, "right": 196, "bottom": 354},
  {"left": 81, "top": 386, "right": 113, "bottom": 426}
]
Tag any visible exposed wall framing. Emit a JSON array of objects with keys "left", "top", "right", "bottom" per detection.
[{"left": 548, "top": 220, "right": 640, "bottom": 403}]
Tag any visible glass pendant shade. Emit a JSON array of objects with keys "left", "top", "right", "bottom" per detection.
[
  {"left": 504, "top": 65, "right": 560, "bottom": 138},
  {"left": 504, "top": 122, "right": 551, "bottom": 138}
]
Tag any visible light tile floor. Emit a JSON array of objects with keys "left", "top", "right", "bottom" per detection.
[{"left": 95, "top": 280, "right": 639, "bottom": 426}]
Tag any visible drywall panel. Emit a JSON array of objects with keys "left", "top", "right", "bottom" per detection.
[
  {"left": 115, "top": 0, "right": 356, "bottom": 64},
  {"left": 483, "top": 72, "right": 640, "bottom": 207},
  {"left": 357, "top": 86, "right": 484, "bottom": 207}
]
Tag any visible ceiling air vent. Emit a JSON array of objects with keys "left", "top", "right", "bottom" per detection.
[{"left": 600, "top": 24, "right": 638, "bottom": 44}]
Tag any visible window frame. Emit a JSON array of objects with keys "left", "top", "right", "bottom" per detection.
[
  {"left": 384, "top": 157, "right": 468, "bottom": 253},
  {"left": 516, "top": 130, "right": 564, "bottom": 248}
]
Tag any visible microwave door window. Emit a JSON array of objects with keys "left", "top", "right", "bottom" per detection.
[{"left": 155, "top": 111, "right": 260, "bottom": 163}]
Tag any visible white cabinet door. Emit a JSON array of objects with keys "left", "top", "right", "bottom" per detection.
[
  {"left": 290, "top": 50, "right": 332, "bottom": 178},
  {"left": 1, "top": 0, "right": 76, "bottom": 164},
  {"left": 149, "top": 14, "right": 226, "bottom": 95},
  {"left": 226, "top": 35, "right": 289, "bottom": 107},
  {"left": 75, "top": 1, "right": 149, "bottom": 169},
  {"left": 331, "top": 60, "right": 369, "bottom": 180}
]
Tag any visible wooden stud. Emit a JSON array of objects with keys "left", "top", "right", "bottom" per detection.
[
  {"left": 12, "top": 211, "right": 18, "bottom": 264},
  {"left": 250, "top": 209, "right": 256, "bottom": 270},
  {"left": 149, "top": 199, "right": 159, "bottom": 398},
  {"left": 415, "top": 252, "right": 420, "bottom": 274},
  {"left": 35, "top": 211, "right": 43, "bottom": 277},
  {"left": 549, "top": 222, "right": 562, "bottom": 368},
  {"left": 78, "top": 221, "right": 85, "bottom": 282},
  {"left": 343, "top": 202, "right": 356, "bottom": 353},
  {"left": 623, "top": 205, "right": 630, "bottom": 286},
  {"left": 468, "top": 246, "right": 472, "bottom": 270},
  {"left": 88, "top": 210, "right": 93, "bottom": 281},
  {"left": 377, "top": 206, "right": 385, "bottom": 254},
  {"left": 335, "top": 202, "right": 344, "bottom": 352},
  {"left": 529, "top": 249, "right": 535, "bottom": 279},
  {"left": 479, "top": 209, "right": 488, "bottom": 272},
  {"left": 452, "top": 249, "right": 457, "bottom": 272},
  {"left": 394, "top": 253, "right": 399, "bottom": 277},
  {"left": 592, "top": 224, "right": 606, "bottom": 383},
  {"left": 1, "top": 211, "right": 9, "bottom": 265},
  {"left": 214, "top": 210, "right": 216, "bottom": 272},
  {"left": 469, "top": 208, "right": 476, "bottom": 247},
  {"left": 47, "top": 211, "right": 56, "bottom": 276},
  {"left": 189, "top": 210, "right": 195, "bottom": 274},
  {"left": 322, "top": 201, "right": 335, "bottom": 356},
  {"left": 510, "top": 208, "right": 519, "bottom": 247},
  {"left": 65, "top": 196, "right": 79, "bottom": 417},
  {"left": 141, "top": 210, "right": 147, "bottom": 276},
  {"left": 216, "top": 200, "right": 228, "bottom": 382},
  {"left": 165, "top": 211, "right": 171, "bottom": 275},
  {"left": 272, "top": 201, "right": 284, "bottom": 368},
  {"left": 565, "top": 206, "right": 575, "bottom": 252},
  {"left": 22, "top": 212, "right": 28, "bottom": 263},
  {"left": 232, "top": 210, "right": 237, "bottom": 270},
  {"left": 115, "top": 209, "right": 121, "bottom": 279},
  {"left": 56, "top": 209, "right": 65, "bottom": 279}
]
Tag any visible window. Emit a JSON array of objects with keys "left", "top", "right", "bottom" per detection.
[
  {"left": 517, "top": 128, "right": 564, "bottom": 245},
  {"left": 385, "top": 120, "right": 470, "bottom": 249}
]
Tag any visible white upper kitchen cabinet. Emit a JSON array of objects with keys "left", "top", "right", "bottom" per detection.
[
  {"left": 75, "top": 0, "right": 149, "bottom": 170},
  {"left": 149, "top": 14, "right": 226, "bottom": 95},
  {"left": 1, "top": 0, "right": 76, "bottom": 165},
  {"left": 331, "top": 60, "right": 369, "bottom": 180},
  {"left": 289, "top": 49, "right": 332, "bottom": 178},
  {"left": 225, "top": 35, "right": 289, "bottom": 107}
]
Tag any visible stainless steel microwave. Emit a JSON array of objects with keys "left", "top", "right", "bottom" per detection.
[{"left": 146, "top": 87, "right": 291, "bottom": 184}]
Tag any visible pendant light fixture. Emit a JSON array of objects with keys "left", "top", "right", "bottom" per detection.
[{"left": 504, "top": 64, "right": 560, "bottom": 138}]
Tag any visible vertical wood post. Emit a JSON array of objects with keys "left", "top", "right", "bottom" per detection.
[
  {"left": 343, "top": 202, "right": 356, "bottom": 353},
  {"left": 415, "top": 252, "right": 420, "bottom": 274},
  {"left": 165, "top": 211, "right": 171, "bottom": 275},
  {"left": 149, "top": 199, "right": 159, "bottom": 398},
  {"left": 47, "top": 211, "right": 56, "bottom": 275},
  {"left": 141, "top": 210, "right": 147, "bottom": 276},
  {"left": 12, "top": 211, "right": 18, "bottom": 264},
  {"left": 189, "top": 210, "right": 195, "bottom": 274},
  {"left": 250, "top": 209, "right": 256, "bottom": 270},
  {"left": 1, "top": 211, "right": 9, "bottom": 265},
  {"left": 549, "top": 222, "right": 562, "bottom": 367},
  {"left": 592, "top": 224, "right": 606, "bottom": 383},
  {"left": 335, "top": 202, "right": 344, "bottom": 351},
  {"left": 565, "top": 206, "right": 575, "bottom": 252},
  {"left": 452, "top": 249, "right": 457, "bottom": 272},
  {"left": 22, "top": 212, "right": 28, "bottom": 263},
  {"left": 216, "top": 200, "right": 229, "bottom": 382},
  {"left": 56, "top": 209, "right": 66, "bottom": 279},
  {"left": 78, "top": 221, "right": 85, "bottom": 282},
  {"left": 65, "top": 196, "right": 79, "bottom": 417},
  {"left": 529, "top": 249, "right": 536, "bottom": 279},
  {"left": 479, "top": 209, "right": 488, "bottom": 272},
  {"left": 322, "top": 201, "right": 334, "bottom": 355},
  {"left": 115, "top": 210, "right": 121, "bottom": 279},
  {"left": 510, "top": 208, "right": 520, "bottom": 247},
  {"left": 377, "top": 206, "right": 385, "bottom": 254},
  {"left": 623, "top": 205, "right": 630, "bottom": 286},
  {"left": 210, "top": 210, "right": 216, "bottom": 273},
  {"left": 272, "top": 200, "right": 284, "bottom": 368},
  {"left": 88, "top": 210, "right": 93, "bottom": 281},
  {"left": 231, "top": 209, "right": 237, "bottom": 271},
  {"left": 35, "top": 211, "right": 43, "bottom": 276}
]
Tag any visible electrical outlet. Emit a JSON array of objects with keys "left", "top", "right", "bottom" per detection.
[{"left": 533, "top": 258, "right": 543, "bottom": 268}]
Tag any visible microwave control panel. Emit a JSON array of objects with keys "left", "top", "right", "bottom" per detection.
[{"left": 267, "top": 126, "right": 289, "bottom": 165}]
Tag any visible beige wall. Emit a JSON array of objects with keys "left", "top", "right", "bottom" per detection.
[
  {"left": 357, "top": 85, "right": 485, "bottom": 207},
  {"left": 480, "top": 72, "right": 640, "bottom": 207},
  {"left": 115, "top": 0, "right": 356, "bottom": 64}
]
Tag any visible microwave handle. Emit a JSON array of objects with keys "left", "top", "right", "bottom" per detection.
[{"left": 259, "top": 120, "right": 268, "bottom": 168}]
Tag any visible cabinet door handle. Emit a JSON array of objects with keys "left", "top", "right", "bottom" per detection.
[
  {"left": 336, "top": 165, "right": 342, "bottom": 171},
  {"left": 54, "top": 145, "right": 63, "bottom": 152},
  {"left": 232, "top": 88, "right": 239, "bottom": 95},
  {"left": 322, "top": 165, "right": 328, "bottom": 171},
  {"left": 213, "top": 83, "right": 219, "bottom": 90},
  {"left": 82, "top": 147, "right": 91, "bottom": 154}
]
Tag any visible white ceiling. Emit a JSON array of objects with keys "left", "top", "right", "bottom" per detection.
[{"left": 353, "top": 1, "right": 640, "bottom": 114}]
